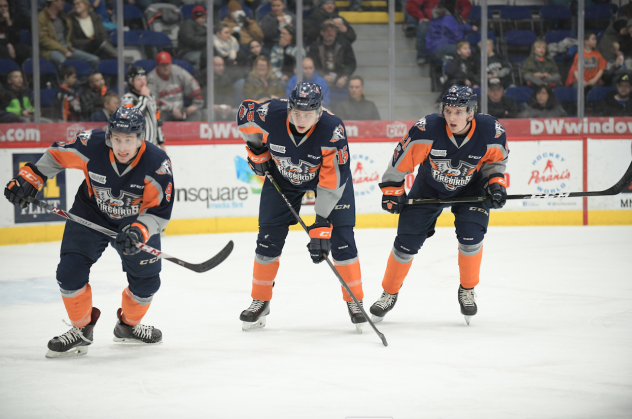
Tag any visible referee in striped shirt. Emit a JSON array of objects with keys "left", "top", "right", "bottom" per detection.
[{"left": 121, "top": 67, "right": 166, "bottom": 150}]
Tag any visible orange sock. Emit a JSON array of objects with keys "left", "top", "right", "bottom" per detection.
[
  {"left": 251, "top": 256, "right": 280, "bottom": 301},
  {"left": 458, "top": 245, "right": 483, "bottom": 289},
  {"left": 334, "top": 258, "right": 363, "bottom": 302},
  {"left": 120, "top": 287, "right": 151, "bottom": 326},
  {"left": 382, "top": 251, "right": 413, "bottom": 295},
  {"left": 61, "top": 284, "right": 93, "bottom": 328}
]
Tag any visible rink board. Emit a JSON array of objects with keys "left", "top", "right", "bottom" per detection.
[{"left": 0, "top": 118, "right": 631, "bottom": 246}]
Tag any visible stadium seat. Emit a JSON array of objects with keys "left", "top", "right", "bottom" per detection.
[
  {"left": 138, "top": 31, "right": 172, "bottom": 47},
  {"left": 133, "top": 59, "right": 156, "bottom": 73},
  {"left": 40, "top": 89, "right": 57, "bottom": 107},
  {"left": 98, "top": 60, "right": 128, "bottom": 76},
  {"left": 585, "top": 4, "right": 612, "bottom": 30},
  {"left": 173, "top": 59, "right": 195, "bottom": 75},
  {"left": 504, "top": 86, "right": 532, "bottom": 104},
  {"left": 256, "top": 3, "right": 272, "bottom": 21},
  {"left": 466, "top": 30, "right": 497, "bottom": 47},
  {"left": 0, "top": 59, "right": 20, "bottom": 77},
  {"left": 145, "top": 3, "right": 183, "bottom": 48},
  {"left": 553, "top": 86, "right": 577, "bottom": 116},
  {"left": 544, "top": 30, "right": 576, "bottom": 45},
  {"left": 19, "top": 29, "right": 31, "bottom": 45},
  {"left": 63, "top": 3, "right": 72, "bottom": 13},
  {"left": 503, "top": 30, "right": 537, "bottom": 62},
  {"left": 23, "top": 58, "right": 58, "bottom": 89},
  {"left": 124, "top": 4, "right": 147, "bottom": 30},
  {"left": 539, "top": 5, "right": 572, "bottom": 32},
  {"left": 467, "top": 5, "right": 492, "bottom": 22},
  {"left": 586, "top": 86, "right": 616, "bottom": 103},
  {"left": 63, "top": 60, "right": 93, "bottom": 77},
  {"left": 500, "top": 6, "right": 535, "bottom": 33}
]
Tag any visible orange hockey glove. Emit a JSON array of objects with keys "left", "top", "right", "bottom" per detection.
[
  {"left": 307, "top": 215, "right": 333, "bottom": 264},
  {"left": 246, "top": 142, "right": 274, "bottom": 176},
  {"left": 4, "top": 162, "right": 47, "bottom": 208}
]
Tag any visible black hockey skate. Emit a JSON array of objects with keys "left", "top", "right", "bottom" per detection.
[
  {"left": 240, "top": 299, "right": 270, "bottom": 331},
  {"left": 113, "top": 308, "right": 162, "bottom": 344},
  {"left": 369, "top": 291, "right": 399, "bottom": 323},
  {"left": 458, "top": 285, "right": 477, "bottom": 325},
  {"left": 347, "top": 300, "right": 367, "bottom": 333},
  {"left": 46, "top": 307, "right": 101, "bottom": 358}
]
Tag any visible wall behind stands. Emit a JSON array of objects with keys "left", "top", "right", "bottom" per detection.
[{"left": 1, "top": 117, "right": 631, "bottom": 246}]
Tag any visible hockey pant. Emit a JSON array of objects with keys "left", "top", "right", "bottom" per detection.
[
  {"left": 252, "top": 177, "right": 363, "bottom": 302},
  {"left": 56, "top": 220, "right": 161, "bottom": 327},
  {"left": 382, "top": 201, "right": 489, "bottom": 294}
]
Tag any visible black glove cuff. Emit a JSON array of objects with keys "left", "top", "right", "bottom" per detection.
[
  {"left": 246, "top": 142, "right": 269, "bottom": 156},
  {"left": 24, "top": 162, "right": 48, "bottom": 184},
  {"left": 378, "top": 180, "right": 404, "bottom": 189}
]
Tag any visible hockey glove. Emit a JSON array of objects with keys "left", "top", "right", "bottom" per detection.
[
  {"left": 307, "top": 215, "right": 333, "bottom": 264},
  {"left": 4, "top": 162, "right": 47, "bottom": 208},
  {"left": 379, "top": 181, "right": 407, "bottom": 214},
  {"left": 246, "top": 142, "right": 274, "bottom": 177},
  {"left": 484, "top": 177, "right": 507, "bottom": 209},
  {"left": 114, "top": 222, "right": 149, "bottom": 255}
]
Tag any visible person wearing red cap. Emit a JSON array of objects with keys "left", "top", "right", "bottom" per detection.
[
  {"left": 178, "top": 5, "right": 207, "bottom": 69},
  {"left": 147, "top": 51, "right": 204, "bottom": 121}
]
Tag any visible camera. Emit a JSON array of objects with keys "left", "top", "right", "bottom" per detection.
[{"left": 234, "top": 10, "right": 247, "bottom": 25}]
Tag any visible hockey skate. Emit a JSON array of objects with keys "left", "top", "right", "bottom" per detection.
[
  {"left": 240, "top": 299, "right": 270, "bottom": 331},
  {"left": 46, "top": 307, "right": 101, "bottom": 358},
  {"left": 369, "top": 291, "right": 399, "bottom": 323},
  {"left": 347, "top": 300, "right": 367, "bottom": 333},
  {"left": 113, "top": 308, "right": 162, "bottom": 344},
  {"left": 458, "top": 285, "right": 477, "bottom": 325}
]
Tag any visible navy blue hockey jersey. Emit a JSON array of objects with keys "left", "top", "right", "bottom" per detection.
[
  {"left": 237, "top": 99, "right": 351, "bottom": 219},
  {"left": 34, "top": 129, "right": 174, "bottom": 237},
  {"left": 383, "top": 113, "right": 509, "bottom": 199}
]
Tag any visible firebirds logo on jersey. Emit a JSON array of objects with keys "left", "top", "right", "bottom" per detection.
[
  {"left": 330, "top": 124, "right": 345, "bottom": 142},
  {"left": 494, "top": 121, "right": 505, "bottom": 139},
  {"left": 415, "top": 117, "right": 427, "bottom": 131},
  {"left": 93, "top": 186, "right": 142, "bottom": 219},
  {"left": 274, "top": 156, "right": 319, "bottom": 185},
  {"left": 429, "top": 158, "right": 477, "bottom": 191},
  {"left": 256, "top": 103, "right": 269, "bottom": 122}
]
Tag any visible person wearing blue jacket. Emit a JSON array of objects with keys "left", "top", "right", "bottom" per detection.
[
  {"left": 425, "top": 0, "right": 476, "bottom": 62},
  {"left": 285, "top": 57, "right": 331, "bottom": 106}
]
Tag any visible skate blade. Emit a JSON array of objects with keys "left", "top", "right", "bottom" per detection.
[
  {"left": 113, "top": 337, "right": 163, "bottom": 344},
  {"left": 242, "top": 316, "right": 266, "bottom": 331},
  {"left": 464, "top": 315, "right": 472, "bottom": 325},
  {"left": 371, "top": 314, "right": 384, "bottom": 323},
  {"left": 355, "top": 324, "right": 363, "bottom": 334},
  {"left": 45, "top": 346, "right": 89, "bottom": 358}
]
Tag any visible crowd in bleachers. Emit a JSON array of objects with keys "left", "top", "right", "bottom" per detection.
[{"left": 2, "top": 0, "right": 632, "bottom": 123}]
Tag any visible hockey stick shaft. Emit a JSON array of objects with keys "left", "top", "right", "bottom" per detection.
[
  {"left": 408, "top": 159, "right": 632, "bottom": 205},
  {"left": 264, "top": 172, "right": 388, "bottom": 347},
  {"left": 25, "top": 196, "right": 233, "bottom": 273}
]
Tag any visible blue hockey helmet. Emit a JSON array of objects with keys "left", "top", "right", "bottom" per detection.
[
  {"left": 288, "top": 82, "right": 324, "bottom": 115},
  {"left": 105, "top": 106, "right": 146, "bottom": 148},
  {"left": 440, "top": 85, "right": 478, "bottom": 115}
]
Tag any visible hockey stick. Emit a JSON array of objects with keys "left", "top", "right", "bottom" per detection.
[
  {"left": 25, "top": 196, "right": 234, "bottom": 273},
  {"left": 408, "top": 159, "right": 632, "bottom": 205},
  {"left": 264, "top": 172, "right": 388, "bottom": 347}
]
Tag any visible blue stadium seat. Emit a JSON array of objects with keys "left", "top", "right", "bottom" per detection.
[
  {"left": 553, "top": 86, "right": 577, "bottom": 103},
  {"left": 98, "top": 60, "right": 128, "bottom": 76},
  {"left": 545, "top": 30, "right": 576, "bottom": 44},
  {"left": 466, "top": 30, "right": 497, "bottom": 46},
  {"left": 504, "top": 30, "right": 537, "bottom": 47},
  {"left": 504, "top": 86, "right": 533, "bottom": 104},
  {"left": 540, "top": 5, "right": 572, "bottom": 20},
  {"left": 133, "top": 59, "right": 157, "bottom": 73},
  {"left": 63, "top": 3, "right": 72, "bottom": 13},
  {"left": 585, "top": 4, "right": 612, "bottom": 20},
  {"left": 110, "top": 30, "right": 142, "bottom": 46},
  {"left": 172, "top": 59, "right": 195, "bottom": 75},
  {"left": 40, "top": 89, "right": 57, "bottom": 107},
  {"left": 256, "top": 3, "right": 272, "bottom": 20},
  {"left": 20, "top": 29, "right": 31, "bottom": 45},
  {"left": 467, "top": 6, "right": 492, "bottom": 21},
  {"left": 587, "top": 86, "right": 616, "bottom": 103},
  {"left": 124, "top": 4, "right": 144, "bottom": 19},
  {"left": 63, "top": 60, "right": 93, "bottom": 77},
  {"left": 0, "top": 59, "right": 20, "bottom": 76},
  {"left": 138, "top": 31, "right": 172, "bottom": 47},
  {"left": 23, "top": 58, "right": 57, "bottom": 76},
  {"left": 500, "top": 6, "right": 532, "bottom": 21}
]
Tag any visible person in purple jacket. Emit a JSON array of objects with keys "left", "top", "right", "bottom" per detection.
[{"left": 426, "top": 0, "right": 477, "bottom": 62}]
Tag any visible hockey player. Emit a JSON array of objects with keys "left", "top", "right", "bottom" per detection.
[
  {"left": 3, "top": 107, "right": 174, "bottom": 358},
  {"left": 237, "top": 82, "right": 366, "bottom": 331},
  {"left": 370, "top": 85, "right": 508, "bottom": 325},
  {"left": 121, "top": 66, "right": 166, "bottom": 149}
]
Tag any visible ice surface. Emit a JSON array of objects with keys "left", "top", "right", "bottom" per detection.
[{"left": 1, "top": 226, "right": 631, "bottom": 419}]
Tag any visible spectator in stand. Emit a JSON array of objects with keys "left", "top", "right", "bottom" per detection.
[
  {"left": 90, "top": 0, "right": 116, "bottom": 32},
  {"left": 0, "top": 0, "right": 32, "bottom": 65},
  {"left": 68, "top": 0, "right": 117, "bottom": 60},
  {"left": 598, "top": 18, "right": 627, "bottom": 62},
  {"left": 260, "top": 0, "right": 296, "bottom": 50},
  {"left": 522, "top": 40, "right": 562, "bottom": 88},
  {"left": 331, "top": 75, "right": 380, "bottom": 120},
  {"left": 243, "top": 55, "right": 284, "bottom": 99},
  {"left": 603, "top": 41, "right": 628, "bottom": 86},
  {"left": 308, "top": 20, "right": 356, "bottom": 89},
  {"left": 617, "top": 19, "right": 632, "bottom": 60},
  {"left": 597, "top": 73, "right": 632, "bottom": 116},
  {"left": 178, "top": 5, "right": 207, "bottom": 70},
  {"left": 519, "top": 85, "right": 567, "bottom": 118},
  {"left": 566, "top": 32, "right": 607, "bottom": 90},
  {"left": 213, "top": 23, "right": 245, "bottom": 69},
  {"left": 305, "top": 0, "right": 356, "bottom": 45},
  {"left": 480, "top": 39, "right": 513, "bottom": 89},
  {"left": 55, "top": 65, "right": 82, "bottom": 122},
  {"left": 79, "top": 72, "right": 108, "bottom": 121},
  {"left": 222, "top": 0, "right": 264, "bottom": 48},
  {"left": 286, "top": 57, "right": 330, "bottom": 105},
  {"left": 406, "top": 0, "right": 471, "bottom": 65},
  {"left": 2, "top": 70, "right": 33, "bottom": 121},
  {"left": 270, "top": 26, "right": 304, "bottom": 82},
  {"left": 482, "top": 78, "right": 519, "bottom": 119},
  {"left": 148, "top": 51, "right": 204, "bottom": 122},
  {"left": 445, "top": 40, "right": 479, "bottom": 88},
  {"left": 89, "top": 91, "right": 118, "bottom": 122},
  {"left": 212, "top": 56, "right": 237, "bottom": 121},
  {"left": 245, "top": 39, "right": 266, "bottom": 72},
  {"left": 38, "top": 0, "right": 100, "bottom": 70},
  {"left": 426, "top": 0, "right": 476, "bottom": 63}
]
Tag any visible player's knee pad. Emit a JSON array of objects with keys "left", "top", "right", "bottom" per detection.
[
  {"left": 126, "top": 273, "right": 160, "bottom": 299},
  {"left": 454, "top": 221, "right": 486, "bottom": 248},
  {"left": 56, "top": 252, "right": 93, "bottom": 291},
  {"left": 393, "top": 234, "right": 426, "bottom": 256},
  {"left": 392, "top": 247, "right": 415, "bottom": 263},
  {"left": 459, "top": 241, "right": 483, "bottom": 256},
  {"left": 330, "top": 226, "right": 358, "bottom": 261},
  {"left": 256, "top": 225, "right": 289, "bottom": 258}
]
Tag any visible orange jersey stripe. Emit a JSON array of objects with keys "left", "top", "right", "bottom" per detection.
[
  {"left": 140, "top": 179, "right": 161, "bottom": 214},
  {"left": 47, "top": 149, "right": 92, "bottom": 195},
  {"left": 318, "top": 148, "right": 338, "bottom": 189},
  {"left": 397, "top": 143, "right": 432, "bottom": 174}
]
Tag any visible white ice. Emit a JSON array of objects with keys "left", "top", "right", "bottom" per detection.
[{"left": 1, "top": 226, "right": 631, "bottom": 419}]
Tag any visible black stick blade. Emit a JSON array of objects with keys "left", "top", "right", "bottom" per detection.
[{"left": 164, "top": 240, "right": 234, "bottom": 273}]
